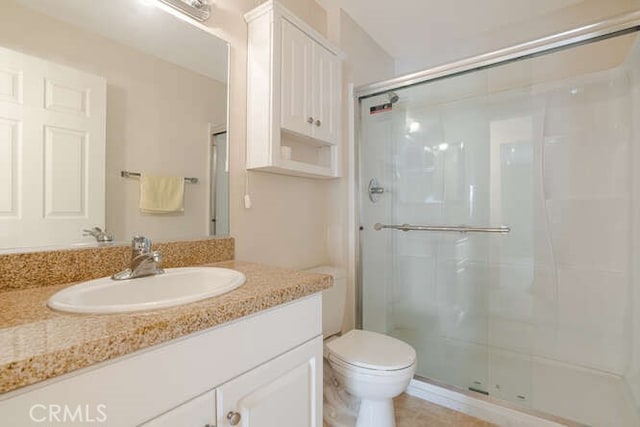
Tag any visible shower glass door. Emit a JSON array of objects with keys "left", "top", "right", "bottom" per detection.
[
  {"left": 358, "top": 30, "right": 640, "bottom": 426},
  {"left": 360, "top": 75, "right": 535, "bottom": 400}
]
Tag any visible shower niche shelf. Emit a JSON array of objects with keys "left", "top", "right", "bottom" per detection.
[{"left": 245, "top": 0, "right": 343, "bottom": 179}]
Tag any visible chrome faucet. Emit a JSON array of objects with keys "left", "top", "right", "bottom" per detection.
[
  {"left": 112, "top": 235, "right": 164, "bottom": 280},
  {"left": 83, "top": 226, "right": 114, "bottom": 242}
]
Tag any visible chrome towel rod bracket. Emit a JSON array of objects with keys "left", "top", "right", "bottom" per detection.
[
  {"left": 373, "top": 223, "right": 510, "bottom": 234},
  {"left": 120, "top": 171, "right": 198, "bottom": 184},
  {"left": 368, "top": 178, "right": 385, "bottom": 203}
]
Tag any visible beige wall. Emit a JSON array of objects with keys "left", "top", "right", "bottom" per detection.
[
  {"left": 398, "top": 0, "right": 640, "bottom": 73},
  {"left": 0, "top": 1, "right": 227, "bottom": 243},
  {"left": 628, "top": 36, "right": 640, "bottom": 412},
  {"left": 203, "top": 1, "right": 393, "bottom": 334},
  {"left": 330, "top": 10, "right": 395, "bottom": 331},
  {"left": 202, "top": 0, "right": 331, "bottom": 269},
  {"left": 337, "top": 11, "right": 396, "bottom": 87},
  {"left": 0, "top": 0, "right": 338, "bottom": 266}
]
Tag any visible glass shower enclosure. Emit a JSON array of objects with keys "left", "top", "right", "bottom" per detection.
[{"left": 357, "top": 16, "right": 640, "bottom": 427}]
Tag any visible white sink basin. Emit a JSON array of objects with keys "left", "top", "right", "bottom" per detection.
[{"left": 48, "top": 267, "right": 246, "bottom": 314}]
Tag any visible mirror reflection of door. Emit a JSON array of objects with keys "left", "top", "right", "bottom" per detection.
[
  {"left": 210, "top": 130, "right": 228, "bottom": 236},
  {"left": 0, "top": 46, "right": 106, "bottom": 248}
]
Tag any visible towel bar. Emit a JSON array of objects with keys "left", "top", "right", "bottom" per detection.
[{"left": 120, "top": 171, "right": 198, "bottom": 184}]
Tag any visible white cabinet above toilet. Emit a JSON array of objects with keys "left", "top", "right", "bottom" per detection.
[{"left": 245, "top": 0, "right": 343, "bottom": 179}]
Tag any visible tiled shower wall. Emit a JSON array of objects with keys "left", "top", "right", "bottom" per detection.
[
  {"left": 627, "top": 40, "right": 640, "bottom": 412},
  {"left": 361, "top": 34, "right": 640, "bottom": 416},
  {"left": 538, "top": 69, "right": 631, "bottom": 375}
]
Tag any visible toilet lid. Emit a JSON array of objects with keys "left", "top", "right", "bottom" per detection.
[{"left": 326, "top": 329, "right": 416, "bottom": 371}]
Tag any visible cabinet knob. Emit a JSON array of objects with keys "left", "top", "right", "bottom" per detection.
[
  {"left": 315, "top": 119, "right": 321, "bottom": 127},
  {"left": 307, "top": 116, "right": 314, "bottom": 124},
  {"left": 227, "top": 411, "right": 241, "bottom": 425}
]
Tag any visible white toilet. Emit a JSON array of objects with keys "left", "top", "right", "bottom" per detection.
[{"left": 306, "top": 266, "right": 416, "bottom": 427}]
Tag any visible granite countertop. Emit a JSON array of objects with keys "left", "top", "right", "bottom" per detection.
[{"left": 0, "top": 261, "right": 331, "bottom": 394}]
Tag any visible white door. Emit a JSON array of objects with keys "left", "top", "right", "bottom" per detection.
[
  {"left": 216, "top": 337, "right": 322, "bottom": 427},
  {"left": 311, "top": 43, "right": 340, "bottom": 145},
  {"left": 0, "top": 46, "right": 106, "bottom": 248},
  {"left": 280, "top": 19, "right": 313, "bottom": 138}
]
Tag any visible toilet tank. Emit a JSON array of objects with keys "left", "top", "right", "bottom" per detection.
[{"left": 305, "top": 266, "right": 346, "bottom": 337}]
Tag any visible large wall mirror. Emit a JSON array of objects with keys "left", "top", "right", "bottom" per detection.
[{"left": 0, "top": 0, "right": 229, "bottom": 251}]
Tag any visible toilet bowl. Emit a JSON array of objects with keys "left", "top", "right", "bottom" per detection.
[
  {"left": 304, "top": 266, "right": 417, "bottom": 427},
  {"left": 325, "top": 329, "right": 416, "bottom": 427}
]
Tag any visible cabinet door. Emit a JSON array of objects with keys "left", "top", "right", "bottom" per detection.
[
  {"left": 281, "top": 19, "right": 312, "bottom": 137},
  {"left": 216, "top": 337, "right": 322, "bottom": 427},
  {"left": 311, "top": 43, "right": 340, "bottom": 145},
  {"left": 140, "top": 390, "right": 215, "bottom": 427}
]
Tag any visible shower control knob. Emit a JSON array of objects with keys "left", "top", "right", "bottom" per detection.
[
  {"left": 307, "top": 116, "right": 314, "bottom": 124},
  {"left": 315, "top": 119, "right": 321, "bottom": 126},
  {"left": 227, "top": 411, "right": 241, "bottom": 425}
]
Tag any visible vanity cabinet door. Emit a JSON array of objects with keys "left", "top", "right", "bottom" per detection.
[
  {"left": 140, "top": 390, "right": 215, "bottom": 427},
  {"left": 216, "top": 336, "right": 322, "bottom": 427}
]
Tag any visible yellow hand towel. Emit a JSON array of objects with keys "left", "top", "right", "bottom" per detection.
[{"left": 139, "top": 173, "right": 185, "bottom": 213}]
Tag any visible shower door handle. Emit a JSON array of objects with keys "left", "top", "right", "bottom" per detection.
[{"left": 373, "top": 223, "right": 511, "bottom": 233}]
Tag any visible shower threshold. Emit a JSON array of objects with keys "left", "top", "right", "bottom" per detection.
[{"left": 407, "top": 375, "right": 588, "bottom": 427}]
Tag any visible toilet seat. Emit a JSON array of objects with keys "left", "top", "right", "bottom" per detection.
[
  {"left": 325, "top": 330, "right": 416, "bottom": 371},
  {"left": 328, "top": 354, "right": 415, "bottom": 379}
]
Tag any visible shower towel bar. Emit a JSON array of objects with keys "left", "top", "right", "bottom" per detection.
[
  {"left": 120, "top": 171, "right": 198, "bottom": 184},
  {"left": 373, "top": 223, "right": 510, "bottom": 234}
]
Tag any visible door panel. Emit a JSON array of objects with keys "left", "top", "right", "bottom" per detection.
[
  {"left": 0, "top": 118, "right": 19, "bottom": 216},
  {"left": 311, "top": 43, "right": 339, "bottom": 144},
  {"left": 281, "top": 20, "right": 312, "bottom": 137},
  {"left": 43, "top": 126, "right": 87, "bottom": 217},
  {"left": 216, "top": 337, "right": 322, "bottom": 427}
]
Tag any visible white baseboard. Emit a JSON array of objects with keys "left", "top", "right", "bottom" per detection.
[{"left": 406, "top": 379, "right": 566, "bottom": 427}]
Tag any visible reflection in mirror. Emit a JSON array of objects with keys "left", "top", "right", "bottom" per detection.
[
  {"left": 210, "top": 129, "right": 229, "bottom": 236},
  {"left": 0, "top": 0, "right": 229, "bottom": 251}
]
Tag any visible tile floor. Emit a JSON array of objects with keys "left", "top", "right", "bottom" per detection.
[
  {"left": 394, "top": 393, "right": 497, "bottom": 426},
  {"left": 323, "top": 393, "right": 496, "bottom": 426}
]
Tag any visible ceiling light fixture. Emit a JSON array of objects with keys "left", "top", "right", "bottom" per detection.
[{"left": 158, "top": 0, "right": 211, "bottom": 21}]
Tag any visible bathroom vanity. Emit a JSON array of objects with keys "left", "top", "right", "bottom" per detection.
[{"left": 0, "top": 258, "right": 329, "bottom": 426}]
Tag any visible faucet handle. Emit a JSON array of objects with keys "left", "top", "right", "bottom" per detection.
[
  {"left": 83, "top": 227, "right": 113, "bottom": 242},
  {"left": 131, "top": 235, "right": 151, "bottom": 254},
  {"left": 83, "top": 226, "right": 101, "bottom": 236}
]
